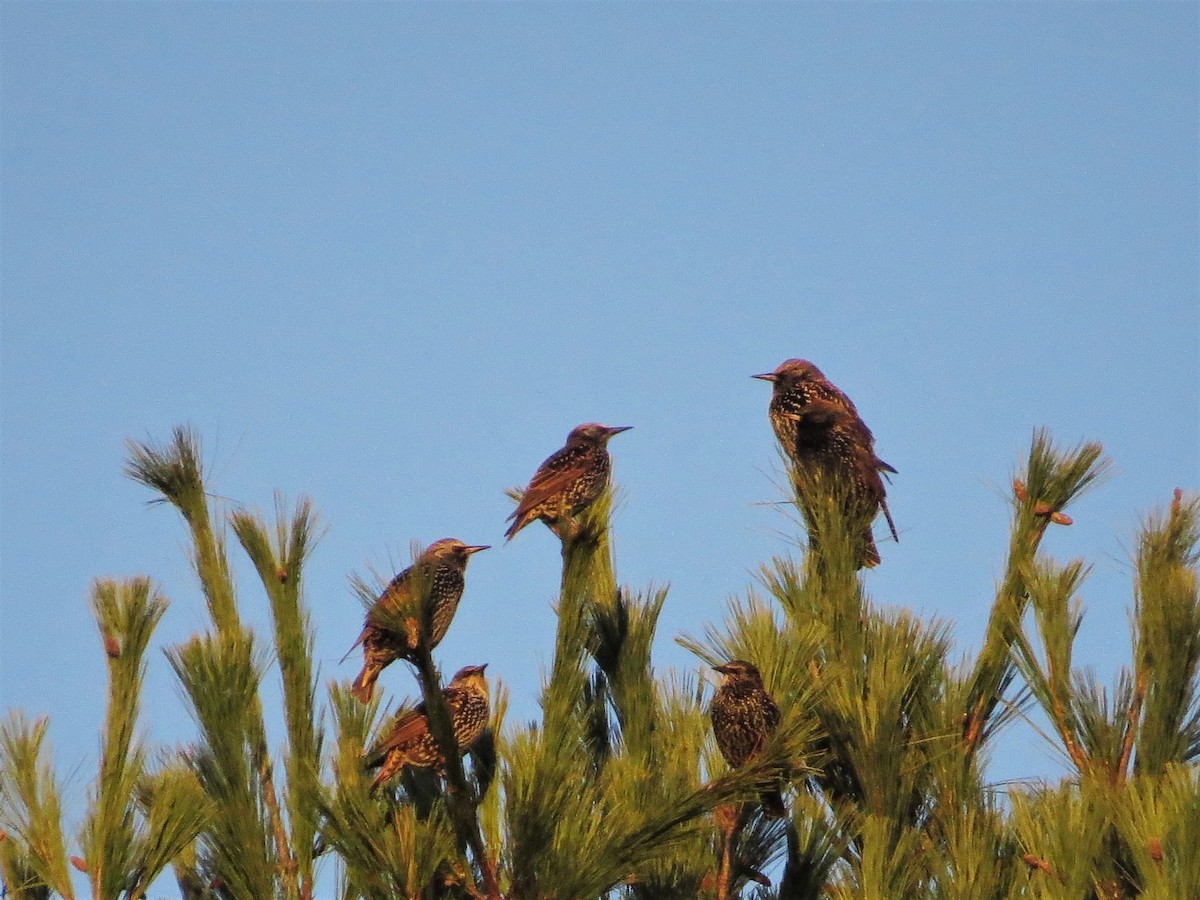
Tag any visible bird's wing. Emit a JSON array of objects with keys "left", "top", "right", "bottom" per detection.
[
  {"left": 746, "top": 695, "right": 782, "bottom": 760},
  {"left": 377, "top": 570, "right": 414, "bottom": 610},
  {"left": 507, "top": 447, "right": 584, "bottom": 522},
  {"left": 800, "top": 397, "right": 851, "bottom": 428},
  {"left": 793, "top": 399, "right": 854, "bottom": 450},
  {"left": 366, "top": 703, "right": 430, "bottom": 764},
  {"left": 363, "top": 570, "right": 416, "bottom": 628},
  {"left": 814, "top": 379, "right": 861, "bottom": 418},
  {"left": 370, "top": 687, "right": 470, "bottom": 762}
]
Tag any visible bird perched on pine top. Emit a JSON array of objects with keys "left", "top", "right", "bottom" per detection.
[
  {"left": 754, "top": 358, "right": 897, "bottom": 567},
  {"left": 348, "top": 539, "right": 489, "bottom": 703},
  {"left": 365, "top": 664, "right": 490, "bottom": 796},
  {"left": 709, "top": 659, "right": 786, "bottom": 818},
  {"left": 504, "top": 423, "right": 632, "bottom": 541}
]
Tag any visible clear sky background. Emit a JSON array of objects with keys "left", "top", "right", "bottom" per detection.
[{"left": 2, "top": 2, "right": 1197, "bottom": 894}]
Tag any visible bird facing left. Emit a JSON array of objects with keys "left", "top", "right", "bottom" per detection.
[{"left": 709, "top": 659, "right": 786, "bottom": 818}]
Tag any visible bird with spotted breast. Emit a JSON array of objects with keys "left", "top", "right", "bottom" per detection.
[
  {"left": 709, "top": 659, "right": 786, "bottom": 818},
  {"left": 504, "top": 423, "right": 632, "bottom": 541},
  {"left": 365, "top": 663, "right": 491, "bottom": 796},
  {"left": 754, "top": 358, "right": 897, "bottom": 567},
  {"left": 348, "top": 539, "right": 489, "bottom": 703}
]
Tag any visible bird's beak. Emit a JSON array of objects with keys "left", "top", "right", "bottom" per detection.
[
  {"left": 606, "top": 425, "right": 633, "bottom": 436},
  {"left": 752, "top": 373, "right": 777, "bottom": 382},
  {"left": 466, "top": 544, "right": 491, "bottom": 554},
  {"left": 712, "top": 663, "right": 732, "bottom": 674}
]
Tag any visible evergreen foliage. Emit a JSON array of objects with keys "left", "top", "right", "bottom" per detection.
[{"left": 2, "top": 425, "right": 1196, "bottom": 899}]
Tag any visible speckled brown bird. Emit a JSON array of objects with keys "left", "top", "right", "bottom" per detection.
[
  {"left": 754, "top": 358, "right": 897, "bottom": 567},
  {"left": 349, "top": 539, "right": 488, "bottom": 703},
  {"left": 709, "top": 659, "right": 785, "bottom": 818},
  {"left": 365, "top": 664, "right": 490, "bottom": 796},
  {"left": 504, "top": 423, "right": 632, "bottom": 541}
]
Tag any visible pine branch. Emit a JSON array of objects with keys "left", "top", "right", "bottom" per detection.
[
  {"left": 1009, "top": 781, "right": 1111, "bottom": 899},
  {"left": 507, "top": 481, "right": 714, "bottom": 897},
  {"left": 78, "top": 578, "right": 170, "bottom": 900},
  {"left": 516, "top": 745, "right": 802, "bottom": 900},
  {"left": 1112, "top": 764, "right": 1200, "bottom": 896},
  {"left": 129, "top": 759, "right": 212, "bottom": 899},
  {"left": 0, "top": 832, "right": 54, "bottom": 900},
  {"left": 777, "top": 793, "right": 855, "bottom": 900},
  {"left": 125, "top": 427, "right": 240, "bottom": 635},
  {"left": 230, "top": 496, "right": 325, "bottom": 898},
  {"left": 962, "top": 429, "right": 1109, "bottom": 755},
  {"left": 827, "top": 812, "right": 928, "bottom": 899},
  {"left": 0, "top": 713, "right": 75, "bottom": 899},
  {"left": 769, "top": 461, "right": 874, "bottom": 674},
  {"left": 619, "top": 674, "right": 731, "bottom": 898},
  {"left": 1010, "top": 558, "right": 1093, "bottom": 775},
  {"left": 133, "top": 428, "right": 303, "bottom": 898},
  {"left": 1131, "top": 490, "right": 1200, "bottom": 775},
  {"left": 167, "top": 633, "right": 277, "bottom": 899},
  {"left": 320, "top": 683, "right": 397, "bottom": 899},
  {"left": 589, "top": 587, "right": 669, "bottom": 763},
  {"left": 503, "top": 486, "right": 621, "bottom": 896},
  {"left": 543, "top": 486, "right": 618, "bottom": 747}
]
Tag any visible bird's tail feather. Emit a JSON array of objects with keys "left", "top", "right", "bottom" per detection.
[
  {"left": 350, "top": 666, "right": 378, "bottom": 703},
  {"left": 880, "top": 499, "right": 899, "bottom": 543},
  {"left": 503, "top": 516, "right": 526, "bottom": 542}
]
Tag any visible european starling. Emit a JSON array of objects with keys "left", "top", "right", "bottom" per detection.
[
  {"left": 754, "top": 358, "right": 897, "bottom": 567},
  {"left": 709, "top": 659, "right": 786, "bottom": 818},
  {"left": 365, "top": 663, "right": 490, "bottom": 796},
  {"left": 504, "top": 423, "right": 632, "bottom": 541},
  {"left": 349, "top": 539, "right": 489, "bottom": 703}
]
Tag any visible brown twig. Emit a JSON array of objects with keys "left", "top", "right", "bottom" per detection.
[
  {"left": 713, "top": 802, "right": 749, "bottom": 900},
  {"left": 1043, "top": 653, "right": 1089, "bottom": 774},
  {"left": 962, "top": 512, "right": 1052, "bottom": 754},
  {"left": 259, "top": 756, "right": 299, "bottom": 898},
  {"left": 1116, "top": 668, "right": 1147, "bottom": 782}
]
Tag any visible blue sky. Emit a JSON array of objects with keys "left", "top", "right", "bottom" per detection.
[{"left": 2, "top": 1, "right": 1196, "bottom": 891}]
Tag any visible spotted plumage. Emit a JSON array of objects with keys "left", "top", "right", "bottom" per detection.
[
  {"left": 709, "top": 660, "right": 786, "bottom": 818},
  {"left": 505, "top": 423, "right": 632, "bottom": 541},
  {"left": 754, "top": 359, "right": 897, "bottom": 567},
  {"left": 365, "top": 664, "right": 491, "bottom": 796},
  {"left": 349, "top": 539, "right": 488, "bottom": 703}
]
